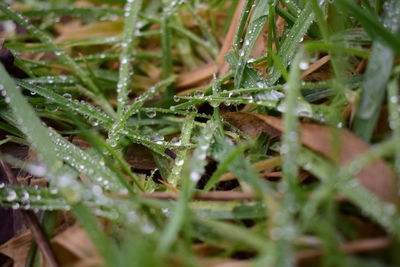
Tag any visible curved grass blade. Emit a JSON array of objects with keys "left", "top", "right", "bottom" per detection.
[
  {"left": 266, "top": 1, "right": 314, "bottom": 85},
  {"left": 234, "top": 15, "right": 268, "bottom": 89}
]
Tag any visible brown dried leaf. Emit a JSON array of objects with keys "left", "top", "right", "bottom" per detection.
[
  {"left": 54, "top": 20, "right": 123, "bottom": 43},
  {"left": 175, "top": 62, "right": 218, "bottom": 89},
  {"left": 0, "top": 230, "right": 31, "bottom": 267},
  {"left": 51, "top": 224, "right": 101, "bottom": 265},
  {"left": 223, "top": 112, "right": 397, "bottom": 203},
  {"left": 125, "top": 144, "right": 157, "bottom": 170}
]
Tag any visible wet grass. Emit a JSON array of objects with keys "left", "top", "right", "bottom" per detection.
[{"left": 0, "top": 0, "right": 400, "bottom": 266}]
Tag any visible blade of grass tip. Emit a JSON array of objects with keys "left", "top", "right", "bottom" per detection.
[
  {"left": 233, "top": 0, "right": 255, "bottom": 51},
  {"left": 116, "top": 0, "right": 142, "bottom": 116},
  {"left": 334, "top": 0, "right": 400, "bottom": 54},
  {"left": 266, "top": 1, "right": 314, "bottom": 86},
  {"left": 167, "top": 116, "right": 195, "bottom": 187},
  {"left": 0, "top": 64, "right": 118, "bottom": 264},
  {"left": 268, "top": 50, "right": 304, "bottom": 266},
  {"left": 107, "top": 75, "right": 176, "bottom": 148},
  {"left": 234, "top": 14, "right": 268, "bottom": 89},
  {"left": 353, "top": 0, "right": 400, "bottom": 142},
  {"left": 211, "top": 74, "right": 224, "bottom": 135},
  {"left": 0, "top": 3, "right": 115, "bottom": 117},
  {"left": 157, "top": 119, "right": 215, "bottom": 256}
]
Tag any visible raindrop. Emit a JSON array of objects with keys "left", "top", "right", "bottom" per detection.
[
  {"left": 299, "top": 61, "right": 309, "bottom": 70},
  {"left": 194, "top": 90, "right": 204, "bottom": 98},
  {"left": 145, "top": 109, "right": 156, "bottom": 118},
  {"left": 190, "top": 171, "right": 200, "bottom": 182},
  {"left": 173, "top": 95, "right": 180, "bottom": 102},
  {"left": 63, "top": 93, "right": 72, "bottom": 99},
  {"left": 6, "top": 190, "right": 17, "bottom": 201},
  {"left": 187, "top": 106, "right": 197, "bottom": 112}
]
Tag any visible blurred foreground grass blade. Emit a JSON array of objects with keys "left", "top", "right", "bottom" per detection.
[
  {"left": 0, "top": 65, "right": 62, "bottom": 177},
  {"left": 0, "top": 65, "right": 117, "bottom": 264},
  {"left": 266, "top": 1, "right": 314, "bottom": 85},
  {"left": 0, "top": 3, "right": 115, "bottom": 116},
  {"left": 387, "top": 78, "right": 400, "bottom": 175},
  {"left": 353, "top": 0, "right": 400, "bottom": 142},
  {"left": 270, "top": 50, "right": 303, "bottom": 266},
  {"left": 334, "top": 0, "right": 400, "bottom": 54}
]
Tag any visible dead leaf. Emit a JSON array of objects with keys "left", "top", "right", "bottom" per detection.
[
  {"left": 52, "top": 224, "right": 101, "bottom": 265},
  {"left": 223, "top": 112, "right": 397, "bottom": 203},
  {"left": 0, "top": 230, "right": 31, "bottom": 267},
  {"left": 54, "top": 20, "right": 123, "bottom": 43},
  {"left": 125, "top": 144, "right": 157, "bottom": 170},
  {"left": 175, "top": 62, "right": 218, "bottom": 89}
]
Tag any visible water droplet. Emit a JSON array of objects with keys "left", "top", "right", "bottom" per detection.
[
  {"left": 141, "top": 223, "right": 155, "bottom": 234},
  {"left": 63, "top": 93, "right": 72, "bottom": 99},
  {"left": 194, "top": 90, "right": 204, "bottom": 98},
  {"left": 187, "top": 106, "right": 197, "bottom": 112},
  {"left": 299, "top": 61, "right": 309, "bottom": 70},
  {"left": 190, "top": 171, "right": 200, "bottom": 182},
  {"left": 175, "top": 159, "right": 184, "bottom": 166},
  {"left": 6, "top": 190, "right": 17, "bottom": 201},
  {"left": 145, "top": 109, "right": 156, "bottom": 118},
  {"left": 28, "top": 164, "right": 46, "bottom": 177},
  {"left": 173, "top": 95, "right": 180, "bottom": 102}
]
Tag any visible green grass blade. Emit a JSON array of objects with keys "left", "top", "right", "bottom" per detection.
[
  {"left": 334, "top": 0, "right": 400, "bottom": 54},
  {"left": 266, "top": 1, "right": 314, "bottom": 85},
  {"left": 0, "top": 65, "right": 62, "bottom": 176},
  {"left": 116, "top": 0, "right": 142, "bottom": 114},
  {"left": 353, "top": 0, "right": 400, "bottom": 141},
  {"left": 234, "top": 15, "right": 268, "bottom": 89}
]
